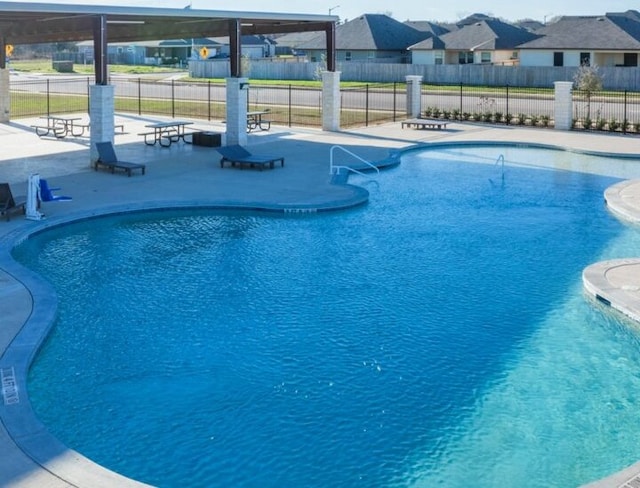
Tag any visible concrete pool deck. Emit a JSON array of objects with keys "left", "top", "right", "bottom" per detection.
[{"left": 1, "top": 116, "right": 640, "bottom": 487}]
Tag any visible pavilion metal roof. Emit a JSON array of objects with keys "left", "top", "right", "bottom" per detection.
[{"left": 0, "top": 2, "right": 337, "bottom": 44}]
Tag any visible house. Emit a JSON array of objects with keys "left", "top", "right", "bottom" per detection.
[
  {"left": 207, "top": 35, "right": 276, "bottom": 59},
  {"left": 76, "top": 38, "right": 222, "bottom": 66},
  {"left": 296, "top": 13, "right": 430, "bottom": 63},
  {"left": 75, "top": 35, "right": 274, "bottom": 66},
  {"left": 272, "top": 31, "right": 322, "bottom": 56},
  {"left": 518, "top": 11, "right": 640, "bottom": 67},
  {"left": 409, "top": 18, "right": 539, "bottom": 65}
]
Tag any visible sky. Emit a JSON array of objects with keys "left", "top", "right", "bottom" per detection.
[{"left": 14, "top": 0, "right": 639, "bottom": 24}]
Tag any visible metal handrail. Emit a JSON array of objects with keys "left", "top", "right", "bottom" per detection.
[
  {"left": 495, "top": 154, "right": 505, "bottom": 181},
  {"left": 329, "top": 145, "right": 380, "bottom": 176}
]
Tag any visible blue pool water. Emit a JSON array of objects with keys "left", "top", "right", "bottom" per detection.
[{"left": 13, "top": 145, "right": 640, "bottom": 488}]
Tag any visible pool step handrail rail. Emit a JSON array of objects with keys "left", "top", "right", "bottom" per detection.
[
  {"left": 495, "top": 153, "right": 505, "bottom": 181},
  {"left": 329, "top": 145, "right": 380, "bottom": 177}
]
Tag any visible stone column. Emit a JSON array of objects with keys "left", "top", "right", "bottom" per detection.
[
  {"left": 554, "top": 81, "right": 573, "bottom": 131},
  {"left": 0, "top": 69, "right": 10, "bottom": 122},
  {"left": 89, "top": 84, "right": 115, "bottom": 165},
  {"left": 321, "top": 70, "right": 341, "bottom": 131},
  {"left": 225, "top": 77, "right": 248, "bottom": 147},
  {"left": 406, "top": 75, "right": 423, "bottom": 118}
]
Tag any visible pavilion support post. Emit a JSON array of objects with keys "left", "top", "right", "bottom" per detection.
[
  {"left": 325, "top": 21, "right": 336, "bottom": 72},
  {"left": 89, "top": 85, "right": 115, "bottom": 165},
  {"left": 0, "top": 68, "right": 9, "bottom": 123},
  {"left": 321, "top": 21, "right": 339, "bottom": 131},
  {"left": 224, "top": 19, "right": 246, "bottom": 145},
  {"left": 0, "top": 38, "right": 5, "bottom": 70},
  {"left": 229, "top": 19, "right": 241, "bottom": 77},
  {"left": 0, "top": 38, "right": 8, "bottom": 122},
  {"left": 93, "top": 15, "right": 108, "bottom": 85},
  {"left": 88, "top": 14, "right": 116, "bottom": 165},
  {"left": 225, "top": 77, "right": 249, "bottom": 147}
]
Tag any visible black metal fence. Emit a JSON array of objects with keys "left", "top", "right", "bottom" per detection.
[
  {"left": 422, "top": 83, "right": 640, "bottom": 133},
  {"left": 8, "top": 76, "right": 640, "bottom": 135}
]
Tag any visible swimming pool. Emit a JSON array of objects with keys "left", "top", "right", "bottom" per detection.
[{"left": 13, "top": 144, "right": 640, "bottom": 488}]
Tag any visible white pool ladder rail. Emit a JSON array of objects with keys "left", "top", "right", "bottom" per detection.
[
  {"left": 495, "top": 154, "right": 505, "bottom": 181},
  {"left": 330, "top": 145, "right": 380, "bottom": 177}
]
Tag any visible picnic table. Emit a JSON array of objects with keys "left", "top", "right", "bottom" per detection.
[
  {"left": 247, "top": 110, "right": 271, "bottom": 132},
  {"left": 140, "top": 120, "right": 195, "bottom": 147},
  {"left": 32, "top": 116, "right": 84, "bottom": 138}
]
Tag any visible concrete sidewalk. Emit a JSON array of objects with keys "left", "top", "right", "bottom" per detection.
[{"left": 1, "top": 116, "right": 640, "bottom": 487}]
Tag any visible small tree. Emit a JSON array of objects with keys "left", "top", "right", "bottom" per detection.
[
  {"left": 313, "top": 53, "right": 327, "bottom": 81},
  {"left": 574, "top": 64, "right": 603, "bottom": 122}
]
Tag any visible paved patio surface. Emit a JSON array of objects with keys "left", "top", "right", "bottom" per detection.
[{"left": 1, "top": 116, "right": 640, "bottom": 487}]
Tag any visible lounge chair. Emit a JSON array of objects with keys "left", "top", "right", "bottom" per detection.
[
  {"left": 39, "top": 179, "right": 72, "bottom": 202},
  {"left": 217, "top": 144, "right": 284, "bottom": 170},
  {"left": 0, "top": 182, "right": 26, "bottom": 221},
  {"left": 95, "top": 141, "right": 146, "bottom": 177}
]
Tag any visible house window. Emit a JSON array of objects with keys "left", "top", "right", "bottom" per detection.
[
  {"left": 624, "top": 53, "right": 638, "bottom": 66},
  {"left": 553, "top": 52, "right": 563, "bottom": 67},
  {"left": 480, "top": 52, "right": 491, "bottom": 64},
  {"left": 435, "top": 52, "right": 443, "bottom": 65},
  {"left": 345, "top": 51, "right": 351, "bottom": 61},
  {"left": 580, "top": 52, "right": 591, "bottom": 66},
  {"left": 458, "top": 51, "right": 473, "bottom": 64}
]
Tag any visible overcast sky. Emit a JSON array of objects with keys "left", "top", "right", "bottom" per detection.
[{"left": 15, "top": 0, "right": 637, "bottom": 24}]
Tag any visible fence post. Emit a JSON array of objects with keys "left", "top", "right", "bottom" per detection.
[
  {"left": 86, "top": 77, "right": 91, "bottom": 114},
  {"left": 46, "top": 79, "right": 50, "bottom": 116},
  {"left": 137, "top": 78, "right": 141, "bottom": 116},
  {"left": 393, "top": 82, "right": 397, "bottom": 122},
  {"left": 288, "top": 84, "right": 292, "bottom": 127},
  {"left": 505, "top": 85, "right": 509, "bottom": 125},
  {"left": 405, "top": 75, "right": 422, "bottom": 118},
  {"left": 207, "top": 80, "right": 211, "bottom": 121},
  {"left": 459, "top": 83, "right": 463, "bottom": 118},
  {"left": 553, "top": 81, "right": 573, "bottom": 130},
  {"left": 624, "top": 90, "right": 628, "bottom": 134},
  {"left": 171, "top": 79, "right": 175, "bottom": 118},
  {"left": 365, "top": 84, "right": 369, "bottom": 126},
  {"left": 321, "top": 70, "right": 341, "bottom": 131}
]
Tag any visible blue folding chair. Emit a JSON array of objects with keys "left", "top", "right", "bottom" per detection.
[{"left": 39, "top": 179, "right": 72, "bottom": 202}]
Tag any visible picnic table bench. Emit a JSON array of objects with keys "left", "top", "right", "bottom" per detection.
[
  {"left": 247, "top": 110, "right": 271, "bottom": 132},
  {"left": 139, "top": 121, "right": 196, "bottom": 147},
  {"left": 32, "top": 117, "right": 124, "bottom": 138}
]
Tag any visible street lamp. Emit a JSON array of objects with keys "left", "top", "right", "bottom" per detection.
[{"left": 329, "top": 5, "right": 339, "bottom": 15}]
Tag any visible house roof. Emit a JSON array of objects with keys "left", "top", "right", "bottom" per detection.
[
  {"left": 76, "top": 38, "right": 224, "bottom": 48},
  {"left": 437, "top": 18, "right": 539, "bottom": 50},
  {"left": 208, "top": 35, "right": 272, "bottom": 46},
  {"left": 408, "top": 35, "right": 446, "bottom": 51},
  {"left": 297, "top": 13, "right": 429, "bottom": 51},
  {"left": 404, "top": 20, "right": 450, "bottom": 36},
  {"left": 518, "top": 12, "right": 640, "bottom": 50},
  {"left": 271, "top": 31, "right": 321, "bottom": 49}
]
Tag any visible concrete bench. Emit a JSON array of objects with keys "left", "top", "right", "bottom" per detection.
[{"left": 401, "top": 118, "right": 448, "bottom": 130}]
